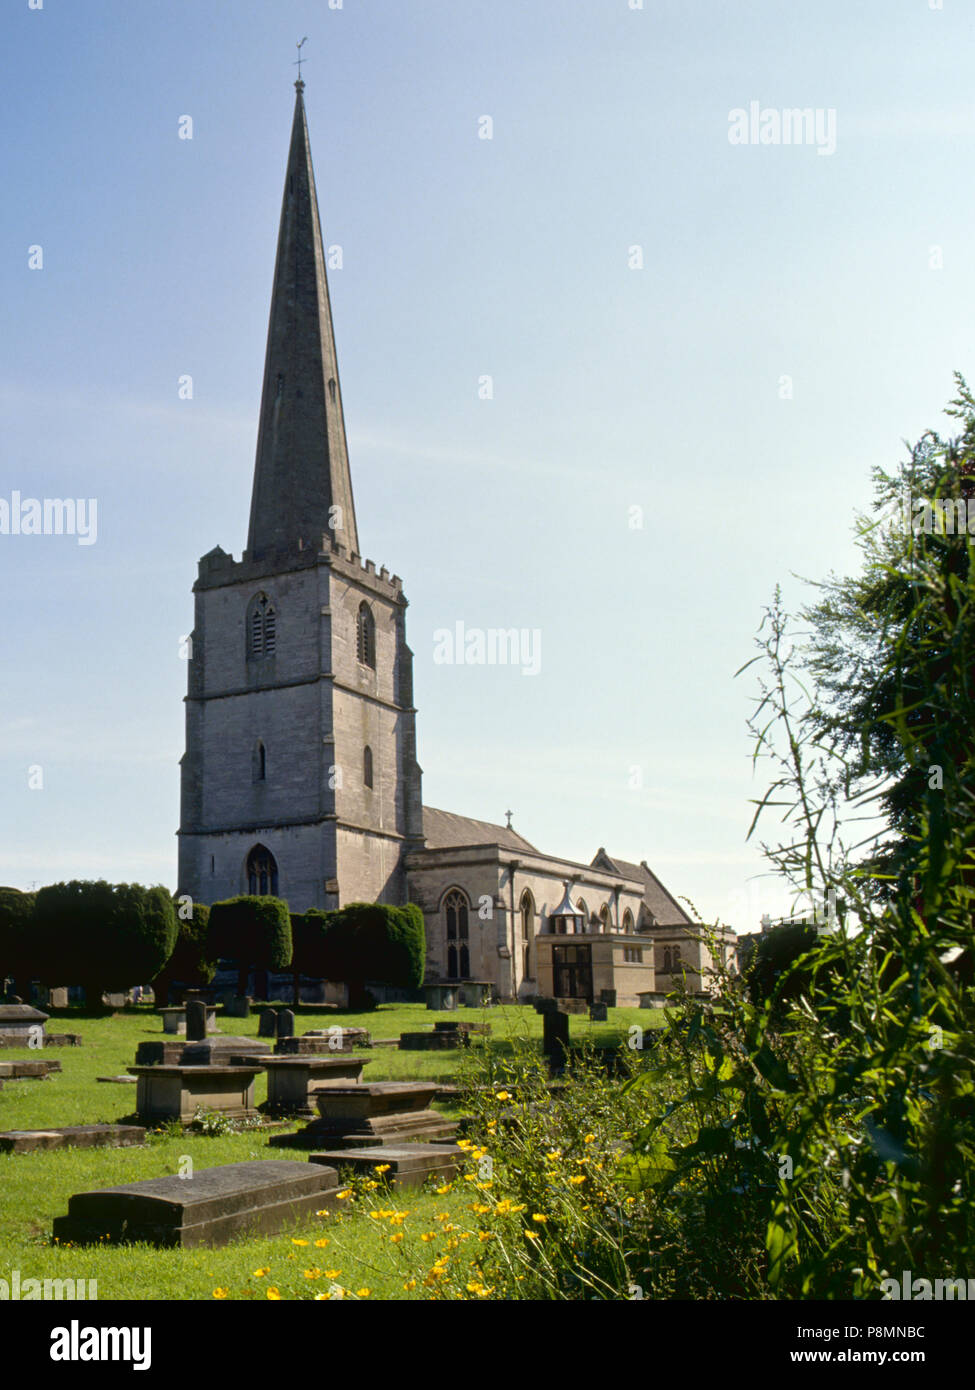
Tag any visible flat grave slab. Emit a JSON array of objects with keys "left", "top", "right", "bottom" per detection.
[
  {"left": 0, "top": 1124, "right": 146, "bottom": 1155},
  {"left": 399, "top": 1030, "right": 463, "bottom": 1050},
  {"left": 96, "top": 1075, "right": 138, "bottom": 1084},
  {"left": 52, "top": 1159, "right": 341, "bottom": 1248},
  {"left": 308, "top": 1143, "right": 464, "bottom": 1188},
  {"left": 0, "top": 1059, "right": 61, "bottom": 1080},
  {"left": 128, "top": 1064, "right": 261, "bottom": 1122}
]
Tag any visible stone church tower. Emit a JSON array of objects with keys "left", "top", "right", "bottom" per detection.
[{"left": 177, "top": 81, "right": 424, "bottom": 913}]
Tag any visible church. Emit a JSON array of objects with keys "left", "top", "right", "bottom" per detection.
[{"left": 176, "top": 82, "right": 731, "bottom": 1006}]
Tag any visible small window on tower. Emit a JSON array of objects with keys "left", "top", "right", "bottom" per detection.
[
  {"left": 356, "top": 602, "right": 376, "bottom": 668},
  {"left": 253, "top": 740, "right": 267, "bottom": 783},
  {"left": 328, "top": 377, "right": 337, "bottom": 404},
  {"left": 363, "top": 745, "right": 374, "bottom": 789}
]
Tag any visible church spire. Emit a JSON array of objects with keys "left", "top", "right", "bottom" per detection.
[{"left": 246, "top": 79, "right": 359, "bottom": 561}]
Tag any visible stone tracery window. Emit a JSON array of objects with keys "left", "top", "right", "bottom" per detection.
[
  {"left": 443, "top": 889, "right": 469, "bottom": 979},
  {"left": 247, "top": 843, "right": 279, "bottom": 896}
]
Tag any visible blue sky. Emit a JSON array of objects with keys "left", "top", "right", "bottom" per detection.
[{"left": 2, "top": 0, "right": 973, "bottom": 929}]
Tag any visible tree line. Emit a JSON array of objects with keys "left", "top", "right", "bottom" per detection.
[{"left": 0, "top": 884, "right": 425, "bottom": 1007}]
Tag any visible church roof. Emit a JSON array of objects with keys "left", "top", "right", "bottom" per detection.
[
  {"left": 590, "top": 849, "right": 693, "bottom": 926},
  {"left": 422, "top": 806, "right": 539, "bottom": 854},
  {"left": 247, "top": 81, "right": 359, "bottom": 562}
]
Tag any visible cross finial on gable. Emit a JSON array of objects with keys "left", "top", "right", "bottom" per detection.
[{"left": 505, "top": 809, "right": 513, "bottom": 829}]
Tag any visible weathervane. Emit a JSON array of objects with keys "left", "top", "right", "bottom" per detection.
[{"left": 294, "top": 36, "right": 309, "bottom": 86}]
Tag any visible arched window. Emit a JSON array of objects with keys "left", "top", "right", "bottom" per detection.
[
  {"left": 599, "top": 904, "right": 611, "bottom": 934},
  {"left": 459, "top": 943, "right": 470, "bottom": 978},
  {"left": 253, "top": 740, "right": 267, "bottom": 782},
  {"left": 443, "top": 889, "right": 469, "bottom": 943},
  {"left": 520, "top": 890, "right": 534, "bottom": 979},
  {"left": 246, "top": 844, "right": 279, "bottom": 897},
  {"left": 576, "top": 898, "right": 588, "bottom": 928},
  {"left": 248, "top": 593, "right": 277, "bottom": 660},
  {"left": 622, "top": 907, "right": 634, "bottom": 934},
  {"left": 356, "top": 602, "right": 376, "bottom": 668},
  {"left": 363, "top": 745, "right": 373, "bottom": 789}
]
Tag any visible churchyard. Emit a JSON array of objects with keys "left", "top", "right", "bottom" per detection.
[{"left": 0, "top": 1001, "right": 662, "bottom": 1300}]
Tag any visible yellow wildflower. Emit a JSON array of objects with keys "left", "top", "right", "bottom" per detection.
[
  {"left": 375, "top": 1164, "right": 391, "bottom": 1174},
  {"left": 291, "top": 1238, "right": 309, "bottom": 1246},
  {"left": 568, "top": 1175, "right": 586, "bottom": 1186},
  {"left": 390, "top": 1232, "right": 404, "bottom": 1244},
  {"left": 212, "top": 1288, "right": 228, "bottom": 1300},
  {"left": 532, "top": 1213, "right": 549, "bottom": 1223},
  {"left": 303, "top": 1268, "right": 321, "bottom": 1280},
  {"left": 252, "top": 1267, "right": 269, "bottom": 1278},
  {"left": 315, "top": 1238, "right": 330, "bottom": 1248},
  {"left": 267, "top": 1287, "right": 282, "bottom": 1300}
]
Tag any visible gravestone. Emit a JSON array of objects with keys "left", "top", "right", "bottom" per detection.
[
  {"left": 128, "top": 1064, "right": 261, "bottom": 1122},
  {"left": 308, "top": 1143, "right": 464, "bottom": 1189},
  {"left": 230, "top": 1054, "right": 369, "bottom": 1117},
  {"left": 589, "top": 1002, "right": 608, "bottom": 1022},
  {"left": 542, "top": 1009, "right": 570, "bottom": 1062},
  {"left": 0, "top": 1059, "right": 61, "bottom": 1079},
  {"left": 0, "top": 1124, "right": 145, "bottom": 1155},
  {"left": 276, "top": 1009, "right": 295, "bottom": 1039},
  {"left": 52, "top": 1160, "right": 342, "bottom": 1248},
  {"left": 258, "top": 1010, "right": 278, "bottom": 1038},
  {"left": 270, "top": 1081, "right": 458, "bottom": 1149},
  {"left": 0, "top": 1004, "right": 48, "bottom": 1048},
  {"left": 185, "top": 999, "right": 207, "bottom": 1043},
  {"left": 222, "top": 995, "right": 251, "bottom": 1019},
  {"left": 600, "top": 989, "right": 617, "bottom": 1008}
]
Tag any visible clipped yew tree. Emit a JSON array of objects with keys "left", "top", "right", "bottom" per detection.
[
  {"left": 289, "top": 908, "right": 340, "bottom": 1006},
  {"left": 31, "top": 880, "right": 177, "bottom": 1004},
  {"left": 0, "top": 886, "right": 37, "bottom": 999},
  {"left": 209, "top": 895, "right": 292, "bottom": 997},
  {"left": 331, "top": 902, "right": 426, "bottom": 1006},
  {"left": 151, "top": 900, "right": 215, "bottom": 1004}
]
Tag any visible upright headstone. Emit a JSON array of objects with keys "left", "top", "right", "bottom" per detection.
[
  {"left": 258, "top": 1010, "right": 278, "bottom": 1038},
  {"left": 589, "top": 1002, "right": 608, "bottom": 1022},
  {"left": 185, "top": 999, "right": 207, "bottom": 1043},
  {"left": 276, "top": 1009, "right": 295, "bottom": 1039},
  {"left": 542, "top": 1009, "right": 570, "bottom": 1060}
]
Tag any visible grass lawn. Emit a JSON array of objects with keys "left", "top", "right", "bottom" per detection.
[{"left": 0, "top": 1002, "right": 664, "bottom": 1300}]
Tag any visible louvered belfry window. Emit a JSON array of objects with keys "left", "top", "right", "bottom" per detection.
[
  {"left": 249, "top": 593, "right": 277, "bottom": 660},
  {"left": 357, "top": 602, "right": 376, "bottom": 668}
]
